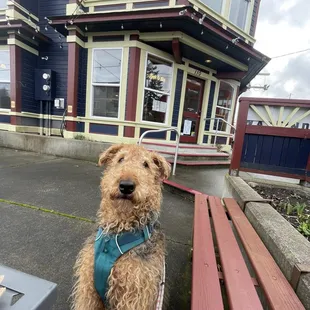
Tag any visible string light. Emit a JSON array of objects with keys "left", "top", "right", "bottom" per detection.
[
  {"left": 121, "top": 24, "right": 124, "bottom": 30},
  {"left": 201, "top": 29, "right": 204, "bottom": 35},
  {"left": 160, "top": 22, "right": 162, "bottom": 29}
]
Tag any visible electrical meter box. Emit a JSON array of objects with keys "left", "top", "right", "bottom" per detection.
[{"left": 35, "top": 69, "right": 56, "bottom": 101}]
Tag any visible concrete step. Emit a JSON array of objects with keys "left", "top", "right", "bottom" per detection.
[
  {"left": 142, "top": 141, "right": 217, "bottom": 151},
  {"left": 142, "top": 142, "right": 221, "bottom": 155},
  {"left": 167, "top": 159, "right": 231, "bottom": 167},
  {"left": 152, "top": 150, "right": 229, "bottom": 161}
]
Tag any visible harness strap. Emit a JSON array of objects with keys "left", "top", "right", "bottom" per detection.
[{"left": 94, "top": 224, "right": 153, "bottom": 303}]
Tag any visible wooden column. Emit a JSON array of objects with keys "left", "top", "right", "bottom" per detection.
[
  {"left": 124, "top": 35, "right": 141, "bottom": 138},
  {"left": 229, "top": 99, "right": 250, "bottom": 175},
  {"left": 66, "top": 41, "right": 79, "bottom": 132},
  {"left": 10, "top": 41, "right": 22, "bottom": 126}
]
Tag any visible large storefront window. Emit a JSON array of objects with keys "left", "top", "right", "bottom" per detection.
[
  {"left": 142, "top": 55, "right": 172, "bottom": 124},
  {"left": 214, "top": 81, "right": 234, "bottom": 132},
  {"left": 229, "top": 0, "right": 250, "bottom": 30},
  {"left": 0, "top": 50, "right": 10, "bottom": 110},
  {"left": 91, "top": 48, "right": 122, "bottom": 118},
  {"left": 201, "top": 0, "right": 223, "bottom": 13}
]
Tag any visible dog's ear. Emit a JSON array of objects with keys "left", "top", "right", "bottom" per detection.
[
  {"left": 152, "top": 153, "right": 171, "bottom": 180},
  {"left": 98, "top": 144, "right": 124, "bottom": 167}
]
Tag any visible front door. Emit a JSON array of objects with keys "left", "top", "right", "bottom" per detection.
[{"left": 180, "top": 76, "right": 205, "bottom": 143}]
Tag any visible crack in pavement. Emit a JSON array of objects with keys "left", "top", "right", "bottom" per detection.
[
  {"left": 166, "top": 237, "right": 191, "bottom": 247},
  {"left": 0, "top": 198, "right": 95, "bottom": 223}
]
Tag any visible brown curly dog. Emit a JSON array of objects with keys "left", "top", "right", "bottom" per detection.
[{"left": 71, "top": 144, "right": 171, "bottom": 310}]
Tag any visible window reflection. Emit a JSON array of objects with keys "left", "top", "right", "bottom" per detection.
[
  {"left": 143, "top": 55, "right": 172, "bottom": 123},
  {"left": 214, "top": 81, "right": 234, "bottom": 132}
]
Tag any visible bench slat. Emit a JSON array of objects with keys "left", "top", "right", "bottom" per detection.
[
  {"left": 208, "top": 196, "right": 263, "bottom": 310},
  {"left": 224, "top": 198, "right": 305, "bottom": 310},
  {"left": 191, "top": 194, "right": 224, "bottom": 310}
]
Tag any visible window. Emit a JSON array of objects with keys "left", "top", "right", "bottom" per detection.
[
  {"left": 142, "top": 55, "right": 173, "bottom": 124},
  {"left": 91, "top": 48, "right": 122, "bottom": 118},
  {"left": 0, "top": 50, "right": 10, "bottom": 110},
  {"left": 214, "top": 81, "right": 234, "bottom": 132},
  {"left": 201, "top": 0, "right": 223, "bottom": 14},
  {"left": 229, "top": 0, "right": 250, "bottom": 30}
]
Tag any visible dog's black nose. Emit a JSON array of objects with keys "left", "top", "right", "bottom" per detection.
[{"left": 119, "top": 180, "right": 135, "bottom": 195}]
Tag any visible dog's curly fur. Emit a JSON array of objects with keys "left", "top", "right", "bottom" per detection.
[{"left": 71, "top": 144, "right": 171, "bottom": 310}]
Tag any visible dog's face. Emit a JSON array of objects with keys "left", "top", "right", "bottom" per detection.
[{"left": 98, "top": 144, "right": 171, "bottom": 222}]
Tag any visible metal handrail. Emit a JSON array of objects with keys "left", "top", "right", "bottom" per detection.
[
  {"left": 204, "top": 117, "right": 236, "bottom": 146},
  {"left": 138, "top": 127, "right": 180, "bottom": 176}
]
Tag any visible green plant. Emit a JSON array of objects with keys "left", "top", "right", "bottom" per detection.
[
  {"left": 297, "top": 214, "right": 310, "bottom": 237},
  {"left": 285, "top": 203, "right": 295, "bottom": 215},
  {"left": 295, "top": 202, "right": 306, "bottom": 216},
  {"left": 74, "top": 134, "right": 85, "bottom": 140}
]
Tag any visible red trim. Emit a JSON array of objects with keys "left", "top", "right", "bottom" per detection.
[
  {"left": 240, "top": 97, "right": 310, "bottom": 107},
  {"left": 245, "top": 125, "right": 310, "bottom": 139},
  {"left": 230, "top": 101, "right": 250, "bottom": 173},
  {"left": 67, "top": 42, "right": 79, "bottom": 131},
  {"left": 239, "top": 168, "right": 307, "bottom": 181},
  {"left": 215, "top": 72, "right": 246, "bottom": 81},
  {"left": 142, "top": 141, "right": 216, "bottom": 149},
  {"left": 66, "top": 121, "right": 77, "bottom": 132},
  {"left": 167, "top": 160, "right": 230, "bottom": 166},
  {"left": 172, "top": 38, "right": 182, "bottom": 64},
  {"left": 163, "top": 179, "right": 203, "bottom": 195},
  {"left": 125, "top": 47, "right": 141, "bottom": 138},
  {"left": 10, "top": 44, "right": 21, "bottom": 113}
]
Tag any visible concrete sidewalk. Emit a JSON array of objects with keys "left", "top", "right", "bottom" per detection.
[{"left": 0, "top": 148, "right": 193, "bottom": 310}]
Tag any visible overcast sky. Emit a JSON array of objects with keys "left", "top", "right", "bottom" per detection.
[{"left": 243, "top": 0, "right": 310, "bottom": 99}]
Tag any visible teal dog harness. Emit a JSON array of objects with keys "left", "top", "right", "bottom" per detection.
[{"left": 94, "top": 225, "right": 153, "bottom": 303}]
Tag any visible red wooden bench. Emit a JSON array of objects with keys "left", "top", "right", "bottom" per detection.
[{"left": 191, "top": 194, "right": 305, "bottom": 310}]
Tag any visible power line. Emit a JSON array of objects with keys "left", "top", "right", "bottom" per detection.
[{"left": 272, "top": 48, "right": 310, "bottom": 59}]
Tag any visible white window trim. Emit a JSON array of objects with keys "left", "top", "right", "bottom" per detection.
[
  {"left": 89, "top": 47, "right": 123, "bottom": 120},
  {"left": 0, "top": 49, "right": 10, "bottom": 112},
  {"left": 212, "top": 80, "right": 237, "bottom": 134},
  {"left": 140, "top": 52, "right": 174, "bottom": 126},
  {"left": 227, "top": 0, "right": 251, "bottom": 31}
]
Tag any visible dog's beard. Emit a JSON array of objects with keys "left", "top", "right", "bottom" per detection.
[{"left": 109, "top": 187, "right": 145, "bottom": 207}]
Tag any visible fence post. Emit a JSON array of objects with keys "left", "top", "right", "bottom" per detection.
[{"left": 229, "top": 99, "right": 250, "bottom": 176}]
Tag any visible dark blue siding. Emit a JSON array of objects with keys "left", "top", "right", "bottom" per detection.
[
  {"left": 76, "top": 122, "right": 85, "bottom": 133},
  {"left": 0, "top": 115, "right": 10, "bottom": 123},
  {"left": 20, "top": 0, "right": 39, "bottom": 16},
  {"left": 77, "top": 47, "right": 88, "bottom": 117},
  {"left": 90, "top": 124, "right": 118, "bottom": 135},
  {"left": 38, "top": 0, "right": 68, "bottom": 116},
  {"left": 241, "top": 134, "right": 310, "bottom": 176},
  {"left": 21, "top": 49, "right": 38, "bottom": 113},
  {"left": 204, "top": 81, "right": 216, "bottom": 131},
  {"left": 140, "top": 128, "right": 166, "bottom": 140},
  {"left": 170, "top": 69, "right": 183, "bottom": 141}
]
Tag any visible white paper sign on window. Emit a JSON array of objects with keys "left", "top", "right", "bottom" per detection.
[
  {"left": 183, "top": 119, "right": 192, "bottom": 135},
  {"left": 152, "top": 100, "right": 166, "bottom": 112}
]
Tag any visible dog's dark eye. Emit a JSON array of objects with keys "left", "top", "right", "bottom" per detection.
[
  {"left": 143, "top": 162, "right": 149, "bottom": 168},
  {"left": 118, "top": 157, "right": 124, "bottom": 163}
]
